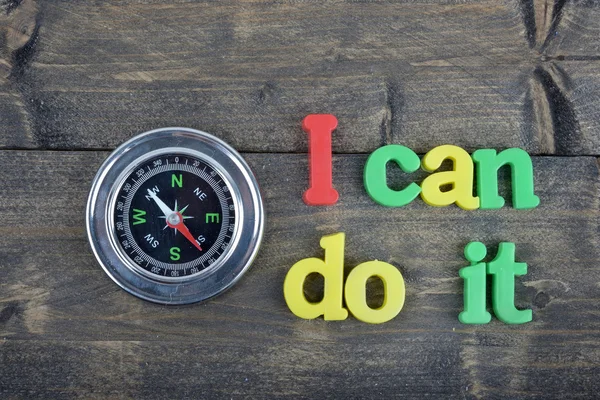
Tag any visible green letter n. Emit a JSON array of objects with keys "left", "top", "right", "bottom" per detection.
[
  {"left": 472, "top": 148, "right": 540, "bottom": 209},
  {"left": 172, "top": 173, "right": 183, "bottom": 188}
]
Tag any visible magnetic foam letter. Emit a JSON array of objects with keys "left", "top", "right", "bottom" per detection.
[
  {"left": 420, "top": 145, "right": 480, "bottom": 210},
  {"left": 472, "top": 148, "right": 540, "bottom": 209},
  {"left": 302, "top": 114, "right": 339, "bottom": 206},
  {"left": 363, "top": 145, "right": 422, "bottom": 207},
  {"left": 344, "top": 261, "right": 405, "bottom": 324},
  {"left": 283, "top": 232, "right": 348, "bottom": 320},
  {"left": 487, "top": 242, "right": 532, "bottom": 324},
  {"left": 459, "top": 242, "right": 492, "bottom": 324}
]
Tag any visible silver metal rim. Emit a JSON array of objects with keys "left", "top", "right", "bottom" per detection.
[{"left": 86, "top": 127, "right": 265, "bottom": 305}]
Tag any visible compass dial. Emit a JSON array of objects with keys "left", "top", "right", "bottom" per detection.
[
  {"left": 87, "top": 127, "right": 264, "bottom": 305},
  {"left": 114, "top": 154, "right": 236, "bottom": 279}
]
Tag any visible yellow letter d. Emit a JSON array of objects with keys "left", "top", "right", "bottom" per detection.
[{"left": 283, "top": 233, "right": 348, "bottom": 321}]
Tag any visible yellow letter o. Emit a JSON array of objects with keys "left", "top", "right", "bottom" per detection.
[{"left": 344, "top": 261, "right": 405, "bottom": 324}]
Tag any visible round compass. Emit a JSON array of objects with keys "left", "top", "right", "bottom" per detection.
[{"left": 86, "top": 127, "right": 264, "bottom": 304}]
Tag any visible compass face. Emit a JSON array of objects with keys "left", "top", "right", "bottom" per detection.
[
  {"left": 114, "top": 154, "right": 236, "bottom": 279},
  {"left": 87, "top": 127, "right": 264, "bottom": 304}
]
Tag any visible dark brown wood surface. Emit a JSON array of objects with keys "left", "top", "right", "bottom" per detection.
[{"left": 0, "top": 1, "right": 599, "bottom": 399}]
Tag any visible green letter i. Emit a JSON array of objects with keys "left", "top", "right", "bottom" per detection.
[{"left": 459, "top": 242, "right": 492, "bottom": 324}]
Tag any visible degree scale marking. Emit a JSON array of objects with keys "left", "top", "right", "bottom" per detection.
[
  {"left": 122, "top": 160, "right": 231, "bottom": 268},
  {"left": 116, "top": 154, "right": 235, "bottom": 277}
]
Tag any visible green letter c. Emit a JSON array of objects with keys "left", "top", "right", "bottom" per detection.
[{"left": 364, "top": 145, "right": 421, "bottom": 207}]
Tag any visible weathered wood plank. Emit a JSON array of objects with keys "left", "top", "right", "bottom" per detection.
[
  {"left": 9, "top": 0, "right": 595, "bottom": 154},
  {"left": 0, "top": 151, "right": 598, "bottom": 398},
  {"left": 0, "top": 0, "right": 38, "bottom": 148},
  {"left": 553, "top": 61, "right": 600, "bottom": 155},
  {"left": 542, "top": 0, "right": 600, "bottom": 57},
  {"left": 0, "top": 88, "right": 31, "bottom": 148}
]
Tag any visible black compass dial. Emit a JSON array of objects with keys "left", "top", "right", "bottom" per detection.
[{"left": 113, "top": 154, "right": 236, "bottom": 278}]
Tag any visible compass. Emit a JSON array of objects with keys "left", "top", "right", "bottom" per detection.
[{"left": 86, "top": 127, "right": 264, "bottom": 304}]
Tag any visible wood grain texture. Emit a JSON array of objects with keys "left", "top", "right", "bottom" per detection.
[
  {"left": 0, "top": 0, "right": 38, "bottom": 148},
  {"left": 541, "top": 0, "right": 600, "bottom": 56},
  {"left": 1, "top": 0, "right": 600, "bottom": 398},
  {"left": 0, "top": 151, "right": 598, "bottom": 398},
  {"left": 554, "top": 61, "right": 600, "bottom": 154},
  {"left": 0, "top": 0, "right": 598, "bottom": 155}
]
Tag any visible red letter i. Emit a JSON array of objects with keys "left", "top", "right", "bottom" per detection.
[{"left": 302, "top": 114, "right": 339, "bottom": 206}]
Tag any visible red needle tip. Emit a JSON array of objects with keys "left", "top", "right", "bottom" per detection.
[{"left": 167, "top": 213, "right": 202, "bottom": 252}]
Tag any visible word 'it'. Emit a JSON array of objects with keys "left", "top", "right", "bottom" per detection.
[
  {"left": 283, "top": 232, "right": 405, "bottom": 324},
  {"left": 460, "top": 242, "right": 532, "bottom": 325},
  {"left": 303, "top": 114, "right": 540, "bottom": 210}
]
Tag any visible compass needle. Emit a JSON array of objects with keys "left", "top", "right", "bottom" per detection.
[
  {"left": 147, "top": 189, "right": 174, "bottom": 217},
  {"left": 167, "top": 214, "right": 202, "bottom": 252}
]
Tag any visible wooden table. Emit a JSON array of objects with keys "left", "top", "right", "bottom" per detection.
[{"left": 1, "top": 1, "right": 599, "bottom": 398}]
